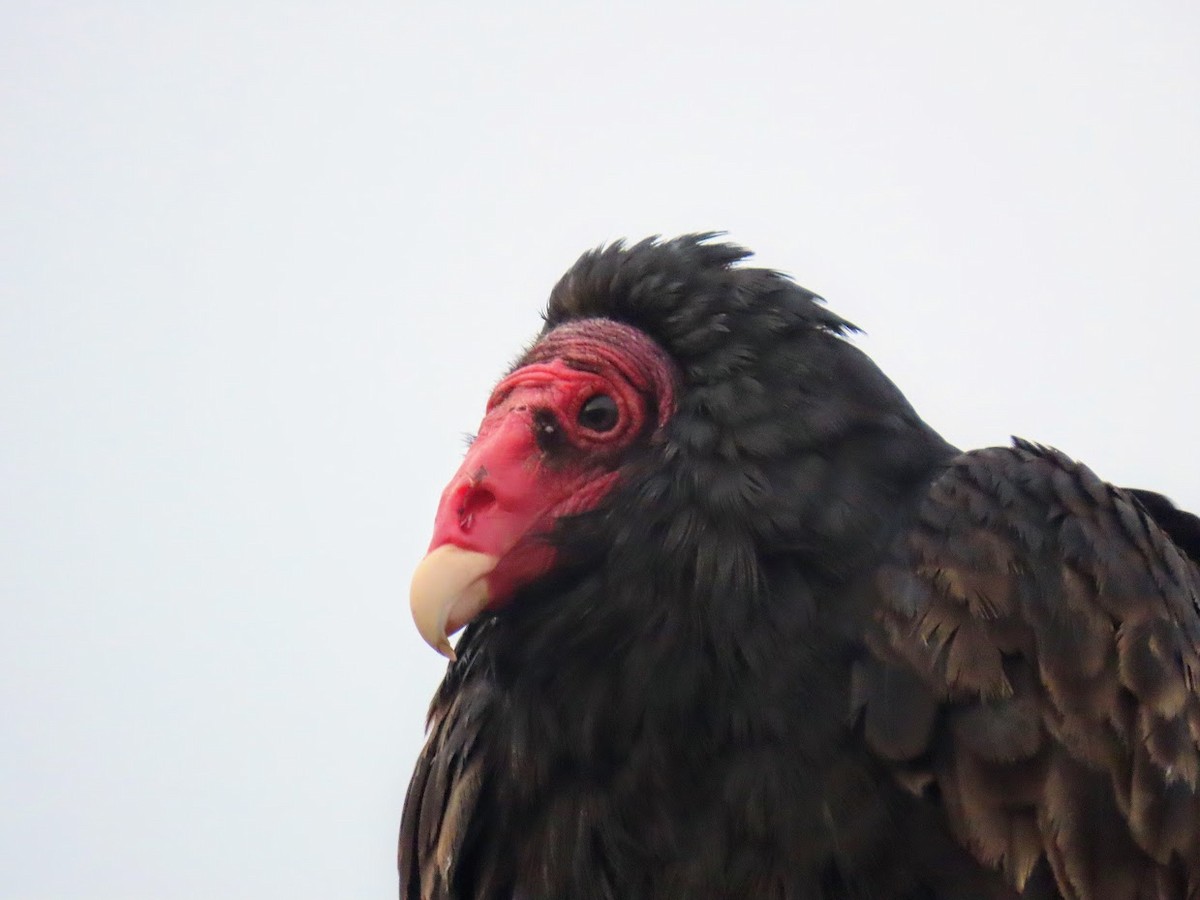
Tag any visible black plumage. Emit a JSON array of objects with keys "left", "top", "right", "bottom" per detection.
[{"left": 400, "top": 234, "right": 1200, "bottom": 899}]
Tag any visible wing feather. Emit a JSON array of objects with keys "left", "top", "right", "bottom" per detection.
[
  {"left": 399, "top": 677, "right": 500, "bottom": 900},
  {"left": 865, "top": 442, "right": 1200, "bottom": 896}
]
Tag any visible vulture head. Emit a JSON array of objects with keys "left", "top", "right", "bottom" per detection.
[{"left": 411, "top": 233, "right": 952, "bottom": 666}]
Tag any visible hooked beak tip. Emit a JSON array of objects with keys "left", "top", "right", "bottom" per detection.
[{"left": 409, "top": 545, "right": 499, "bottom": 659}]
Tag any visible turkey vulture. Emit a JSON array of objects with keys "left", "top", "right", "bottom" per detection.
[{"left": 400, "top": 234, "right": 1200, "bottom": 899}]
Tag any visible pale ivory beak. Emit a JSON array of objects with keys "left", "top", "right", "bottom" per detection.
[{"left": 409, "top": 545, "right": 499, "bottom": 660}]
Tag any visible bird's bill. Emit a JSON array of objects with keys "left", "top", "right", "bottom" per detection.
[
  {"left": 409, "top": 545, "right": 499, "bottom": 660},
  {"left": 408, "top": 400, "right": 565, "bottom": 658}
]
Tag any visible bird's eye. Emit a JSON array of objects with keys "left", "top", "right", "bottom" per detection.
[{"left": 577, "top": 394, "right": 619, "bottom": 433}]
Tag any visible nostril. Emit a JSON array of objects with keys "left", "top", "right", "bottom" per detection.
[{"left": 456, "top": 485, "right": 496, "bottom": 532}]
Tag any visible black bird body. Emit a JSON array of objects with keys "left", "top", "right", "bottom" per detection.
[{"left": 401, "top": 236, "right": 1200, "bottom": 899}]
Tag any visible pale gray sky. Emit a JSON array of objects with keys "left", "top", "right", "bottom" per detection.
[{"left": 3, "top": 3, "right": 1198, "bottom": 898}]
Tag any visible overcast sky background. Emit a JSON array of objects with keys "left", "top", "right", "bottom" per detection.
[{"left": 3, "top": 3, "right": 1198, "bottom": 898}]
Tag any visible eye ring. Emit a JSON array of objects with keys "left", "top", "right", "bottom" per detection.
[{"left": 577, "top": 394, "right": 619, "bottom": 433}]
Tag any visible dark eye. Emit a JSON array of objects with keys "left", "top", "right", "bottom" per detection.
[{"left": 577, "top": 394, "right": 619, "bottom": 433}]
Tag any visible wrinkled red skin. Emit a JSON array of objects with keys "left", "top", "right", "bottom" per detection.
[{"left": 428, "top": 320, "right": 676, "bottom": 611}]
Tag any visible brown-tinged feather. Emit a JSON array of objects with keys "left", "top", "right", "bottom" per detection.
[{"left": 872, "top": 442, "right": 1200, "bottom": 897}]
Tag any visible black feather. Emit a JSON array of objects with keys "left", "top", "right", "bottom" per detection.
[{"left": 1127, "top": 489, "right": 1200, "bottom": 566}]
